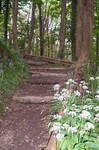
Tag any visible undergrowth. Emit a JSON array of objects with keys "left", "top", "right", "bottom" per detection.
[{"left": 0, "top": 40, "right": 27, "bottom": 116}]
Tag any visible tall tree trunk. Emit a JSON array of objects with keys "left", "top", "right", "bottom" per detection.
[
  {"left": 95, "top": 0, "right": 99, "bottom": 70},
  {"left": 38, "top": 0, "right": 44, "bottom": 56},
  {"left": 96, "top": 34, "right": 99, "bottom": 69},
  {"left": 12, "top": 0, "right": 19, "bottom": 51},
  {"left": 71, "top": 0, "right": 77, "bottom": 61},
  {"left": 4, "top": 0, "right": 10, "bottom": 41},
  {"left": 74, "top": 0, "right": 94, "bottom": 82},
  {"left": 77, "top": 0, "right": 94, "bottom": 63},
  {"left": 75, "top": 0, "right": 84, "bottom": 60},
  {"left": 47, "top": 11, "right": 50, "bottom": 57},
  {"left": 27, "top": 0, "right": 36, "bottom": 54},
  {"left": 0, "top": 0, "right": 2, "bottom": 13},
  {"left": 57, "top": 0, "right": 66, "bottom": 59}
]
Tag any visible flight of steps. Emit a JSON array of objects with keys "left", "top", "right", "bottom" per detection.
[{"left": 13, "top": 60, "right": 68, "bottom": 103}]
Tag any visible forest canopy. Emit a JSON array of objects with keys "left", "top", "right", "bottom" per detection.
[{"left": 0, "top": 0, "right": 99, "bottom": 80}]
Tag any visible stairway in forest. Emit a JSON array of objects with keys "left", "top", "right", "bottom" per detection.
[
  {"left": 0, "top": 58, "right": 69, "bottom": 150},
  {"left": 13, "top": 59, "right": 68, "bottom": 104}
]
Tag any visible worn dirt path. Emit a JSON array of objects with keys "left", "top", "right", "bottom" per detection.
[{"left": 0, "top": 59, "right": 70, "bottom": 150}]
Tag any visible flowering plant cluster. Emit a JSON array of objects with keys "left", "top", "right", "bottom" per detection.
[{"left": 49, "top": 77, "right": 99, "bottom": 150}]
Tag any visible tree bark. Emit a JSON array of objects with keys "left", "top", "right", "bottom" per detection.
[
  {"left": 71, "top": 0, "right": 77, "bottom": 61},
  {"left": 57, "top": 0, "right": 66, "bottom": 59},
  {"left": 38, "top": 0, "right": 44, "bottom": 56},
  {"left": 4, "top": 0, "right": 10, "bottom": 41},
  {"left": 77, "top": 0, "right": 94, "bottom": 63},
  {"left": 0, "top": 0, "right": 2, "bottom": 13},
  {"left": 76, "top": 0, "right": 94, "bottom": 62},
  {"left": 74, "top": 0, "right": 94, "bottom": 82},
  {"left": 27, "top": 0, "right": 36, "bottom": 54},
  {"left": 96, "top": 34, "right": 99, "bottom": 69},
  {"left": 12, "top": 0, "right": 19, "bottom": 51}
]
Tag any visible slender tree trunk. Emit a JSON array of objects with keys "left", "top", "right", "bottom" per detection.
[
  {"left": 96, "top": 34, "right": 99, "bottom": 69},
  {"left": 47, "top": 12, "right": 50, "bottom": 57},
  {"left": 95, "top": 0, "right": 99, "bottom": 70},
  {"left": 4, "top": 0, "right": 10, "bottom": 41},
  {"left": 71, "top": 0, "right": 77, "bottom": 61},
  {"left": 38, "top": 0, "right": 44, "bottom": 56},
  {"left": 27, "top": 0, "right": 36, "bottom": 54},
  {"left": 0, "top": 0, "right": 2, "bottom": 13},
  {"left": 57, "top": 0, "right": 66, "bottom": 59},
  {"left": 75, "top": 0, "right": 84, "bottom": 59},
  {"left": 12, "top": 0, "right": 19, "bottom": 51},
  {"left": 74, "top": 0, "right": 94, "bottom": 82}
]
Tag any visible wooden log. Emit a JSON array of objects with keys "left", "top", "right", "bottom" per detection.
[
  {"left": 46, "top": 133, "right": 57, "bottom": 150},
  {"left": 13, "top": 96, "right": 54, "bottom": 104},
  {"left": 29, "top": 72, "right": 67, "bottom": 77},
  {"left": 23, "top": 54, "right": 74, "bottom": 66}
]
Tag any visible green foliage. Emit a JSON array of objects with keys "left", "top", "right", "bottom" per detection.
[
  {"left": 49, "top": 77, "right": 99, "bottom": 150},
  {"left": 0, "top": 40, "right": 27, "bottom": 116}
]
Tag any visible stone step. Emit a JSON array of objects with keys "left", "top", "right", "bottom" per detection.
[
  {"left": 16, "top": 84, "right": 55, "bottom": 97},
  {"left": 29, "top": 72, "right": 67, "bottom": 77},
  {"left": 29, "top": 67, "right": 67, "bottom": 73},
  {"left": 28, "top": 75, "right": 67, "bottom": 85},
  {"left": 26, "top": 61, "right": 49, "bottom": 66},
  {"left": 13, "top": 96, "right": 54, "bottom": 104}
]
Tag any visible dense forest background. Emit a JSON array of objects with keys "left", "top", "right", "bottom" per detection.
[{"left": 0, "top": 0, "right": 99, "bottom": 74}]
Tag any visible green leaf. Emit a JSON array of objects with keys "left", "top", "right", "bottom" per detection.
[
  {"left": 74, "top": 143, "right": 84, "bottom": 150},
  {"left": 84, "top": 141, "right": 99, "bottom": 150}
]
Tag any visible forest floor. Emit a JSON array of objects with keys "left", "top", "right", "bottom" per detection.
[{"left": 0, "top": 58, "right": 72, "bottom": 150}]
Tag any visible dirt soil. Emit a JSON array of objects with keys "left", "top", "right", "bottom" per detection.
[{"left": 0, "top": 59, "right": 70, "bottom": 150}]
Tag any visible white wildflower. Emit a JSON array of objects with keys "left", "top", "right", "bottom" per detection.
[
  {"left": 63, "top": 123, "right": 70, "bottom": 130},
  {"left": 97, "top": 90, "right": 99, "bottom": 94},
  {"left": 94, "top": 106, "right": 99, "bottom": 112},
  {"left": 50, "top": 122, "right": 61, "bottom": 133},
  {"left": 63, "top": 108, "right": 69, "bottom": 114},
  {"left": 56, "top": 133, "right": 65, "bottom": 141},
  {"left": 96, "top": 76, "right": 99, "bottom": 80},
  {"left": 61, "top": 88, "right": 67, "bottom": 93},
  {"left": 79, "top": 130, "right": 86, "bottom": 136},
  {"left": 83, "top": 105, "right": 93, "bottom": 110},
  {"left": 79, "top": 110, "right": 91, "bottom": 120},
  {"left": 65, "top": 81, "right": 70, "bottom": 85},
  {"left": 84, "top": 122, "right": 95, "bottom": 131},
  {"left": 94, "top": 117, "right": 99, "bottom": 122},
  {"left": 53, "top": 114, "right": 62, "bottom": 120},
  {"left": 68, "top": 126, "right": 78, "bottom": 134},
  {"left": 95, "top": 113, "right": 99, "bottom": 118},
  {"left": 54, "top": 93, "right": 60, "bottom": 99},
  {"left": 86, "top": 98, "right": 92, "bottom": 102},
  {"left": 68, "top": 79, "right": 74, "bottom": 83},
  {"left": 58, "top": 95, "right": 64, "bottom": 101},
  {"left": 75, "top": 108, "right": 80, "bottom": 112},
  {"left": 80, "top": 81, "right": 86, "bottom": 85},
  {"left": 82, "top": 85, "right": 88, "bottom": 90},
  {"left": 95, "top": 95, "right": 99, "bottom": 100},
  {"left": 74, "top": 90, "right": 81, "bottom": 97},
  {"left": 89, "top": 77, "right": 95, "bottom": 81},
  {"left": 86, "top": 90, "right": 91, "bottom": 94},
  {"left": 53, "top": 84, "right": 60, "bottom": 91},
  {"left": 68, "top": 111, "right": 76, "bottom": 117},
  {"left": 61, "top": 92, "right": 70, "bottom": 99}
]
